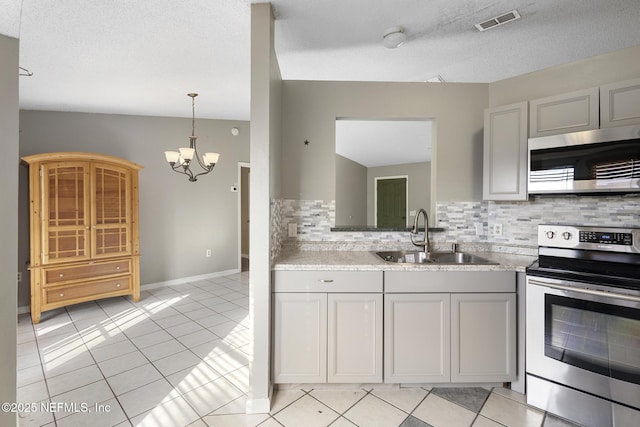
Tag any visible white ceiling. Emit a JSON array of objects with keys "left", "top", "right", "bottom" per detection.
[
  {"left": 336, "top": 119, "right": 432, "bottom": 167},
  {"left": 1, "top": 0, "right": 640, "bottom": 121}
]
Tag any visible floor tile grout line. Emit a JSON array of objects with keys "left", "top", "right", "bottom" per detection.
[
  {"left": 102, "top": 294, "right": 238, "bottom": 422},
  {"left": 403, "top": 387, "right": 432, "bottom": 426},
  {"left": 117, "top": 278, "right": 252, "bottom": 420},
  {"left": 20, "top": 276, "right": 252, "bottom": 426},
  {"left": 470, "top": 386, "right": 497, "bottom": 426},
  {"left": 267, "top": 388, "right": 310, "bottom": 418},
  {"left": 57, "top": 301, "right": 133, "bottom": 425},
  {"left": 18, "top": 314, "right": 57, "bottom": 427}
]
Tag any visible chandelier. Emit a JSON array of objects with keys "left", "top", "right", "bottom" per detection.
[{"left": 164, "top": 93, "right": 220, "bottom": 182}]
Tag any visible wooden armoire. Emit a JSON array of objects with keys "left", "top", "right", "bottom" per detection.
[{"left": 22, "top": 152, "right": 143, "bottom": 323}]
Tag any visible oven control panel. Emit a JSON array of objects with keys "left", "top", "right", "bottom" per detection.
[
  {"left": 538, "top": 225, "right": 640, "bottom": 253},
  {"left": 578, "top": 231, "right": 632, "bottom": 245}
]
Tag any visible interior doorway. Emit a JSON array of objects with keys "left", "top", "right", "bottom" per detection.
[
  {"left": 239, "top": 163, "right": 250, "bottom": 272},
  {"left": 375, "top": 176, "right": 408, "bottom": 227}
]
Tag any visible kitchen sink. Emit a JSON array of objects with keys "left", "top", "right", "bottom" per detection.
[{"left": 375, "top": 250, "right": 498, "bottom": 265}]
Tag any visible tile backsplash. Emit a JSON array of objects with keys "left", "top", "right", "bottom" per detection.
[{"left": 271, "top": 195, "right": 640, "bottom": 257}]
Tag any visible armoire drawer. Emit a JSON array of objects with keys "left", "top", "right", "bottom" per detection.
[
  {"left": 44, "top": 260, "right": 131, "bottom": 285},
  {"left": 44, "top": 276, "right": 132, "bottom": 305}
]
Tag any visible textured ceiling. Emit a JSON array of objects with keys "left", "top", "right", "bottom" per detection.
[{"left": 1, "top": 0, "right": 640, "bottom": 120}]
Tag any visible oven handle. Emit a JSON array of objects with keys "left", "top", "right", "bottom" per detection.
[{"left": 528, "top": 278, "right": 640, "bottom": 303}]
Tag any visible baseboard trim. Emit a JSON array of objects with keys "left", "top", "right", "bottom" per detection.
[
  {"left": 245, "top": 384, "right": 273, "bottom": 414},
  {"left": 18, "top": 305, "right": 30, "bottom": 315},
  {"left": 141, "top": 269, "right": 242, "bottom": 290}
]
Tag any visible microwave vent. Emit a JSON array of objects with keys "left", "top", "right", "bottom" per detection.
[{"left": 475, "top": 10, "right": 521, "bottom": 32}]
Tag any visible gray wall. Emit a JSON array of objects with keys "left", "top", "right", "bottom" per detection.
[
  {"left": 489, "top": 44, "right": 640, "bottom": 106},
  {"left": 280, "top": 81, "right": 489, "bottom": 214},
  {"left": 0, "top": 34, "right": 18, "bottom": 427},
  {"left": 18, "top": 110, "right": 249, "bottom": 308},
  {"left": 366, "top": 161, "right": 431, "bottom": 226},
  {"left": 335, "top": 154, "right": 367, "bottom": 226},
  {"left": 247, "top": 2, "right": 281, "bottom": 412}
]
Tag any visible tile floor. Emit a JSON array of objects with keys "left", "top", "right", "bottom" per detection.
[{"left": 16, "top": 273, "right": 581, "bottom": 427}]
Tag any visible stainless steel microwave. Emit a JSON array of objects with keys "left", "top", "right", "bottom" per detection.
[{"left": 528, "top": 124, "right": 640, "bottom": 194}]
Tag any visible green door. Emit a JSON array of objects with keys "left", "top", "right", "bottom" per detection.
[{"left": 377, "top": 178, "right": 407, "bottom": 227}]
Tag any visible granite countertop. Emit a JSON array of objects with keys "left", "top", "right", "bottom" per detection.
[{"left": 273, "top": 250, "right": 536, "bottom": 273}]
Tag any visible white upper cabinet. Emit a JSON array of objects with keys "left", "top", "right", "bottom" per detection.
[
  {"left": 600, "top": 78, "right": 640, "bottom": 128},
  {"left": 483, "top": 102, "right": 528, "bottom": 201},
  {"left": 529, "top": 87, "right": 599, "bottom": 137}
]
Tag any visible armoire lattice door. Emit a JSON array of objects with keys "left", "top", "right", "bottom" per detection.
[{"left": 22, "top": 152, "right": 142, "bottom": 323}]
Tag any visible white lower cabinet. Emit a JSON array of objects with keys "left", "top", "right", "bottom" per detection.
[
  {"left": 272, "top": 270, "right": 383, "bottom": 384},
  {"left": 384, "top": 271, "right": 517, "bottom": 384},
  {"left": 384, "top": 293, "right": 450, "bottom": 383},
  {"left": 451, "top": 293, "right": 516, "bottom": 382},
  {"left": 273, "top": 270, "right": 516, "bottom": 385},
  {"left": 328, "top": 293, "right": 383, "bottom": 383},
  {"left": 272, "top": 292, "right": 327, "bottom": 383}
]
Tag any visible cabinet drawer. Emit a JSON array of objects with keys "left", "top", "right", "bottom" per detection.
[
  {"left": 384, "top": 271, "right": 515, "bottom": 293},
  {"left": 44, "top": 276, "right": 131, "bottom": 305},
  {"left": 273, "top": 270, "right": 383, "bottom": 292},
  {"left": 44, "top": 260, "right": 131, "bottom": 285}
]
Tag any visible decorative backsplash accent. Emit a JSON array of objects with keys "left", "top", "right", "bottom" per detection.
[
  {"left": 270, "top": 198, "right": 285, "bottom": 262},
  {"left": 272, "top": 195, "right": 640, "bottom": 256},
  {"left": 436, "top": 194, "right": 640, "bottom": 247},
  {"left": 280, "top": 199, "right": 335, "bottom": 240}
]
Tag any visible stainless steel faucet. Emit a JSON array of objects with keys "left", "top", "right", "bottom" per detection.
[{"left": 410, "top": 208, "right": 430, "bottom": 253}]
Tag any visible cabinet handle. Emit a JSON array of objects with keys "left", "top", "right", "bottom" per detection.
[
  {"left": 59, "top": 293, "right": 64, "bottom": 297},
  {"left": 59, "top": 273, "right": 64, "bottom": 277},
  {"left": 116, "top": 283, "right": 121, "bottom": 288},
  {"left": 319, "top": 279, "right": 334, "bottom": 283},
  {"left": 116, "top": 266, "right": 120, "bottom": 270}
]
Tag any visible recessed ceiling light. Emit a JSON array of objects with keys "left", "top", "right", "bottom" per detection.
[
  {"left": 383, "top": 26, "right": 407, "bottom": 49},
  {"left": 475, "top": 10, "right": 521, "bottom": 32}
]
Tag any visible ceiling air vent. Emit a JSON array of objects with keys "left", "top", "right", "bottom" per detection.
[{"left": 475, "top": 10, "right": 520, "bottom": 32}]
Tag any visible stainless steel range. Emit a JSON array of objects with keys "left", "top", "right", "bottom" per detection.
[{"left": 526, "top": 225, "right": 640, "bottom": 427}]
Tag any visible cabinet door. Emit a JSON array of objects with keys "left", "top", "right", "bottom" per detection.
[
  {"left": 600, "top": 78, "right": 640, "bottom": 127},
  {"left": 451, "top": 293, "right": 516, "bottom": 383},
  {"left": 483, "top": 102, "right": 528, "bottom": 201},
  {"left": 41, "top": 162, "right": 91, "bottom": 264},
  {"left": 529, "top": 88, "right": 599, "bottom": 137},
  {"left": 92, "top": 163, "right": 133, "bottom": 258},
  {"left": 384, "top": 293, "right": 450, "bottom": 383},
  {"left": 328, "top": 293, "right": 382, "bottom": 383},
  {"left": 272, "top": 293, "right": 327, "bottom": 383}
]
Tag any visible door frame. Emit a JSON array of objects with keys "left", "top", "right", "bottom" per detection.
[
  {"left": 238, "top": 162, "right": 250, "bottom": 271},
  {"left": 373, "top": 175, "right": 409, "bottom": 227}
]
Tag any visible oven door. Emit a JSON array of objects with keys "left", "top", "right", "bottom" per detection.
[{"left": 526, "top": 276, "right": 640, "bottom": 410}]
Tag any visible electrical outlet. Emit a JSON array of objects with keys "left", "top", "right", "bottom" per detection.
[
  {"left": 206, "top": 249, "right": 212, "bottom": 257},
  {"left": 17, "top": 272, "right": 22, "bottom": 282},
  {"left": 474, "top": 223, "right": 484, "bottom": 236},
  {"left": 491, "top": 223, "right": 503, "bottom": 236},
  {"left": 288, "top": 223, "right": 297, "bottom": 238}
]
